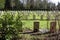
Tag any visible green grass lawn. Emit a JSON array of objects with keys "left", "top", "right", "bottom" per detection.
[{"left": 22, "top": 20, "right": 59, "bottom": 31}]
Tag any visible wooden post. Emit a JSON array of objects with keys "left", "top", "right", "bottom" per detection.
[
  {"left": 33, "top": 22, "right": 39, "bottom": 32},
  {"left": 58, "top": 20, "right": 60, "bottom": 31},
  {"left": 50, "top": 22, "right": 56, "bottom": 33}
]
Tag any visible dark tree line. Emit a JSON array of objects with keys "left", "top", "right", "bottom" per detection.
[
  {"left": 4, "top": 0, "right": 60, "bottom": 10},
  {"left": 4, "top": 0, "right": 24, "bottom": 10}
]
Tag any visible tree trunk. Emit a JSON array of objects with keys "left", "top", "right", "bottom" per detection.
[{"left": 4, "top": 0, "right": 11, "bottom": 10}]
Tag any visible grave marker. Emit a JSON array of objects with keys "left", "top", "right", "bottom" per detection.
[
  {"left": 33, "top": 22, "right": 39, "bottom": 32},
  {"left": 50, "top": 22, "right": 56, "bottom": 33}
]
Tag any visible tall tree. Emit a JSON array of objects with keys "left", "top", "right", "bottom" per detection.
[
  {"left": 4, "top": 0, "right": 24, "bottom": 10},
  {"left": 4, "top": 0, "right": 11, "bottom": 9},
  {"left": 27, "top": 0, "right": 34, "bottom": 9},
  {"left": 42, "top": 0, "right": 48, "bottom": 9},
  {"left": 15, "top": 0, "right": 24, "bottom": 9},
  {"left": 47, "top": 2, "right": 56, "bottom": 10},
  {"left": 57, "top": 2, "right": 60, "bottom": 10}
]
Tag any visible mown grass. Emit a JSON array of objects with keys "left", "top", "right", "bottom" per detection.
[{"left": 22, "top": 20, "right": 59, "bottom": 31}]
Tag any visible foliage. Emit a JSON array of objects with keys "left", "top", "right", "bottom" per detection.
[
  {"left": 0, "top": 12, "right": 22, "bottom": 40},
  {"left": 0, "top": 0, "right": 5, "bottom": 9},
  {"left": 0, "top": 0, "right": 60, "bottom": 9}
]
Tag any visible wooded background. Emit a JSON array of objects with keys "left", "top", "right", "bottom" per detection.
[{"left": 0, "top": 0, "right": 60, "bottom": 10}]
